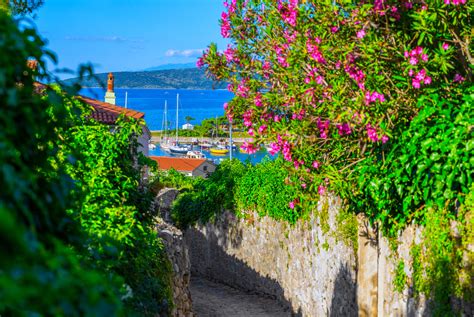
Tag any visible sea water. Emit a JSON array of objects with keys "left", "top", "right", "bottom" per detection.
[
  {"left": 80, "top": 88, "right": 232, "bottom": 130},
  {"left": 80, "top": 88, "right": 274, "bottom": 164}
]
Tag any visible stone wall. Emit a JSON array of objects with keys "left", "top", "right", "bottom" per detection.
[
  {"left": 157, "top": 221, "right": 194, "bottom": 317},
  {"left": 154, "top": 189, "right": 194, "bottom": 317},
  {"left": 185, "top": 196, "right": 359, "bottom": 316},
  {"left": 184, "top": 195, "right": 443, "bottom": 317}
]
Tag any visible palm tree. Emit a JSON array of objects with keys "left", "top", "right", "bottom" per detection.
[{"left": 185, "top": 115, "right": 195, "bottom": 124}]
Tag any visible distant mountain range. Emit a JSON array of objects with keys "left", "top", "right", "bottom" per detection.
[
  {"left": 62, "top": 68, "right": 227, "bottom": 90},
  {"left": 143, "top": 62, "right": 197, "bottom": 71}
]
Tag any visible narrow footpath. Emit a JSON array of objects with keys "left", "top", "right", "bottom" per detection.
[{"left": 190, "top": 277, "right": 291, "bottom": 317}]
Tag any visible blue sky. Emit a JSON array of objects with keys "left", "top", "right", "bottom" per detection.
[{"left": 34, "top": 0, "right": 228, "bottom": 77}]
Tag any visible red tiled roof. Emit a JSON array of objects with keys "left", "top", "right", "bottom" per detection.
[
  {"left": 150, "top": 156, "right": 207, "bottom": 172},
  {"left": 32, "top": 82, "right": 144, "bottom": 124},
  {"left": 78, "top": 96, "right": 144, "bottom": 124}
]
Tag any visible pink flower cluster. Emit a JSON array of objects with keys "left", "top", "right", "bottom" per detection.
[
  {"left": 317, "top": 118, "right": 330, "bottom": 139},
  {"left": 220, "top": 12, "right": 231, "bottom": 38},
  {"left": 306, "top": 39, "right": 326, "bottom": 64},
  {"left": 409, "top": 68, "right": 431, "bottom": 89},
  {"left": 268, "top": 142, "right": 280, "bottom": 155},
  {"left": 304, "top": 67, "right": 319, "bottom": 84},
  {"left": 196, "top": 56, "right": 205, "bottom": 68},
  {"left": 444, "top": 0, "right": 466, "bottom": 5},
  {"left": 237, "top": 79, "right": 249, "bottom": 97},
  {"left": 365, "top": 91, "right": 385, "bottom": 105},
  {"left": 275, "top": 45, "right": 289, "bottom": 68},
  {"left": 336, "top": 123, "right": 352, "bottom": 136},
  {"left": 366, "top": 124, "right": 389, "bottom": 143},
  {"left": 345, "top": 64, "right": 366, "bottom": 90},
  {"left": 254, "top": 92, "right": 263, "bottom": 107},
  {"left": 240, "top": 141, "right": 258, "bottom": 154},
  {"left": 278, "top": 0, "right": 298, "bottom": 27},
  {"left": 273, "top": 134, "right": 293, "bottom": 161},
  {"left": 404, "top": 46, "right": 428, "bottom": 66},
  {"left": 224, "top": 45, "right": 237, "bottom": 63},
  {"left": 291, "top": 109, "right": 305, "bottom": 120},
  {"left": 243, "top": 109, "right": 253, "bottom": 127}
]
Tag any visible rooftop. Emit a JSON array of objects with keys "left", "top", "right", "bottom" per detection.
[
  {"left": 150, "top": 156, "right": 208, "bottom": 172},
  {"left": 79, "top": 96, "right": 144, "bottom": 124}
]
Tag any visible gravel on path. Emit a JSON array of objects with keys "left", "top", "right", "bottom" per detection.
[{"left": 190, "top": 276, "right": 292, "bottom": 317}]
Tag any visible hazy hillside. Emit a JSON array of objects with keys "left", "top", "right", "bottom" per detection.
[
  {"left": 62, "top": 68, "right": 227, "bottom": 90},
  {"left": 144, "top": 62, "right": 196, "bottom": 71}
]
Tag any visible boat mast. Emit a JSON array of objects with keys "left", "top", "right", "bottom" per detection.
[
  {"left": 125, "top": 91, "right": 128, "bottom": 108},
  {"left": 229, "top": 120, "right": 233, "bottom": 160},
  {"left": 164, "top": 100, "right": 168, "bottom": 141},
  {"left": 176, "top": 94, "right": 179, "bottom": 143}
]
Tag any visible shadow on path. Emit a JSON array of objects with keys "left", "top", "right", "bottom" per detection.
[{"left": 190, "top": 276, "right": 293, "bottom": 317}]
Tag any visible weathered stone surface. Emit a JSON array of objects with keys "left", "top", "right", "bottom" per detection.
[
  {"left": 155, "top": 188, "right": 179, "bottom": 222},
  {"left": 156, "top": 218, "right": 194, "bottom": 317},
  {"left": 185, "top": 196, "right": 359, "bottom": 316}
]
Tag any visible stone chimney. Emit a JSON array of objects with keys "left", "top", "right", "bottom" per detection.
[{"left": 105, "top": 72, "right": 116, "bottom": 105}]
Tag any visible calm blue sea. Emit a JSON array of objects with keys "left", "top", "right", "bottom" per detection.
[
  {"left": 80, "top": 88, "right": 274, "bottom": 164},
  {"left": 80, "top": 88, "right": 233, "bottom": 130}
]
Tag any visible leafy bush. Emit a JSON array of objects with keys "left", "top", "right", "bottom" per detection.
[
  {"left": 357, "top": 87, "right": 473, "bottom": 235},
  {"left": 0, "top": 10, "right": 124, "bottom": 315},
  {"left": 235, "top": 158, "right": 300, "bottom": 223},
  {"left": 171, "top": 159, "right": 247, "bottom": 228}
]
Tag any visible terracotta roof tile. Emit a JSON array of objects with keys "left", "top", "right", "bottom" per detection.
[
  {"left": 150, "top": 156, "right": 208, "bottom": 172},
  {"left": 78, "top": 96, "right": 144, "bottom": 124}
]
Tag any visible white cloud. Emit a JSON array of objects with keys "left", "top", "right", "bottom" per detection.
[
  {"left": 64, "top": 36, "right": 144, "bottom": 43},
  {"left": 165, "top": 48, "right": 204, "bottom": 58}
]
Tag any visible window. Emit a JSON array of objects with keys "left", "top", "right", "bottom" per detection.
[{"left": 203, "top": 165, "right": 208, "bottom": 171}]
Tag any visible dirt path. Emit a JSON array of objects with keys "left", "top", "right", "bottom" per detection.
[{"left": 190, "top": 277, "right": 291, "bottom": 317}]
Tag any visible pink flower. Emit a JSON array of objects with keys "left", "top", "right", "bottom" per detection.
[
  {"left": 409, "top": 57, "right": 418, "bottom": 65},
  {"left": 366, "top": 124, "right": 379, "bottom": 142},
  {"left": 442, "top": 42, "right": 449, "bottom": 50},
  {"left": 301, "top": 183, "right": 307, "bottom": 189},
  {"left": 381, "top": 135, "right": 389, "bottom": 144},
  {"left": 288, "top": 200, "right": 295, "bottom": 209},
  {"left": 318, "top": 185, "right": 326, "bottom": 195},
  {"left": 243, "top": 110, "right": 253, "bottom": 127},
  {"left": 356, "top": 29, "right": 366, "bottom": 39},
  {"left": 453, "top": 73, "right": 465, "bottom": 83},
  {"left": 424, "top": 77, "right": 432, "bottom": 85},
  {"left": 331, "top": 26, "right": 339, "bottom": 33},
  {"left": 248, "top": 128, "right": 254, "bottom": 136},
  {"left": 312, "top": 161, "right": 320, "bottom": 169},
  {"left": 336, "top": 123, "right": 352, "bottom": 136},
  {"left": 269, "top": 142, "right": 280, "bottom": 155},
  {"left": 196, "top": 56, "right": 205, "bottom": 68},
  {"left": 258, "top": 125, "right": 267, "bottom": 134},
  {"left": 412, "top": 79, "right": 421, "bottom": 89},
  {"left": 240, "top": 141, "right": 258, "bottom": 154},
  {"left": 254, "top": 93, "right": 263, "bottom": 107},
  {"left": 220, "top": 12, "right": 231, "bottom": 38}
]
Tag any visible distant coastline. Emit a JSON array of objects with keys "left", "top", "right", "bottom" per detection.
[{"left": 63, "top": 68, "right": 228, "bottom": 90}]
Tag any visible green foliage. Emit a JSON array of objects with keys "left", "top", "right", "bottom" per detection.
[
  {"left": 0, "top": 11, "right": 124, "bottom": 315},
  {"left": 335, "top": 209, "right": 359, "bottom": 253},
  {"left": 235, "top": 157, "right": 300, "bottom": 223},
  {"left": 357, "top": 87, "right": 473, "bottom": 236},
  {"left": 0, "top": 11, "right": 173, "bottom": 315},
  {"left": 171, "top": 159, "right": 247, "bottom": 228},
  {"left": 394, "top": 260, "right": 407, "bottom": 293},
  {"left": 408, "top": 205, "right": 472, "bottom": 316},
  {"left": 57, "top": 102, "right": 173, "bottom": 314}
]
